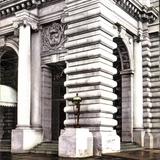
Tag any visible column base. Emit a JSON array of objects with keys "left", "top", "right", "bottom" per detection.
[
  {"left": 11, "top": 127, "right": 43, "bottom": 153},
  {"left": 58, "top": 128, "right": 93, "bottom": 158},
  {"left": 144, "top": 132, "right": 153, "bottom": 148},
  {"left": 133, "top": 129, "right": 145, "bottom": 147},
  {"left": 144, "top": 132, "right": 160, "bottom": 149},
  {"left": 93, "top": 130, "right": 120, "bottom": 156}
]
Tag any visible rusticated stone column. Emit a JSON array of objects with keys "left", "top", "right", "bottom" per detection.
[
  {"left": 142, "top": 21, "right": 153, "bottom": 148},
  {"left": 143, "top": 20, "right": 160, "bottom": 148},
  {"left": 11, "top": 9, "right": 43, "bottom": 153},
  {"left": 61, "top": 0, "right": 120, "bottom": 156}
]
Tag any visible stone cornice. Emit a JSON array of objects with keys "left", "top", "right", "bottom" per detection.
[
  {"left": 0, "top": 0, "right": 56, "bottom": 19},
  {"left": 0, "top": 0, "right": 158, "bottom": 24},
  {"left": 113, "top": 0, "right": 159, "bottom": 23},
  {"left": 0, "top": 0, "right": 33, "bottom": 18}
]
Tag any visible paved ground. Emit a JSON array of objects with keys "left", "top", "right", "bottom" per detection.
[
  {"left": 106, "top": 150, "right": 160, "bottom": 160},
  {"left": 1, "top": 150, "right": 160, "bottom": 160}
]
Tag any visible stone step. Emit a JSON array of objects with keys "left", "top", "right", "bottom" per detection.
[
  {"left": 121, "top": 143, "right": 143, "bottom": 151},
  {"left": 0, "top": 142, "right": 11, "bottom": 152},
  {"left": 30, "top": 141, "right": 58, "bottom": 155}
]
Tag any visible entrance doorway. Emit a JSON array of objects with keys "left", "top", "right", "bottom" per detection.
[
  {"left": 113, "top": 37, "right": 133, "bottom": 142},
  {"left": 51, "top": 63, "right": 66, "bottom": 141},
  {"left": 0, "top": 47, "right": 17, "bottom": 143},
  {"left": 113, "top": 49, "right": 122, "bottom": 138}
]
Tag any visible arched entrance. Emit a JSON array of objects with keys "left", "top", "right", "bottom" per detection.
[
  {"left": 41, "top": 62, "right": 66, "bottom": 141},
  {"left": 0, "top": 47, "right": 18, "bottom": 143},
  {"left": 51, "top": 63, "right": 66, "bottom": 141},
  {"left": 113, "top": 37, "right": 133, "bottom": 142}
]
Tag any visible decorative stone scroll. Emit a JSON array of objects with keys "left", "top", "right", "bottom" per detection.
[
  {"left": 13, "top": 9, "right": 38, "bottom": 30},
  {"left": 42, "top": 22, "right": 66, "bottom": 51}
]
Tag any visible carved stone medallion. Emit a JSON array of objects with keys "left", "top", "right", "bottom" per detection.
[{"left": 42, "top": 22, "right": 66, "bottom": 52}]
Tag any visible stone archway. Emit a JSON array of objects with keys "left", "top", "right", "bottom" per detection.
[
  {"left": 0, "top": 47, "right": 18, "bottom": 89},
  {"left": 0, "top": 46, "right": 18, "bottom": 143},
  {"left": 113, "top": 37, "right": 134, "bottom": 142}
]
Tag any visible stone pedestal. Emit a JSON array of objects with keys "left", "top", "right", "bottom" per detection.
[
  {"left": 11, "top": 128, "right": 43, "bottom": 153},
  {"left": 58, "top": 128, "right": 93, "bottom": 158},
  {"left": 144, "top": 132, "right": 160, "bottom": 148},
  {"left": 93, "top": 131, "right": 120, "bottom": 156},
  {"left": 133, "top": 129, "right": 145, "bottom": 147}
]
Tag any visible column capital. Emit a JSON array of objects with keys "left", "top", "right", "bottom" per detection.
[
  {"left": 134, "top": 27, "right": 143, "bottom": 43},
  {"left": 134, "top": 35, "right": 141, "bottom": 43},
  {"left": 13, "top": 9, "right": 39, "bottom": 30},
  {"left": 116, "top": 23, "right": 127, "bottom": 39}
]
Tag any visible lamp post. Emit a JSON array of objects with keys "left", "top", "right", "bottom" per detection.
[
  {"left": 72, "top": 93, "right": 82, "bottom": 128},
  {"left": 59, "top": 93, "right": 93, "bottom": 158}
]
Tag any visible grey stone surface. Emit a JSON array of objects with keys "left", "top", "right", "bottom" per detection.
[
  {"left": 0, "top": 0, "right": 159, "bottom": 155},
  {"left": 59, "top": 128, "right": 93, "bottom": 158}
]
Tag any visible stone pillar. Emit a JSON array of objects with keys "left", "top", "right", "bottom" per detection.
[
  {"left": 133, "top": 35, "right": 145, "bottom": 146},
  {"left": 11, "top": 10, "right": 43, "bottom": 153},
  {"left": 31, "top": 31, "right": 42, "bottom": 129},
  {"left": 142, "top": 22, "right": 153, "bottom": 148},
  {"left": 17, "top": 22, "right": 31, "bottom": 128},
  {"left": 41, "top": 65, "right": 52, "bottom": 141},
  {"left": 61, "top": 0, "right": 120, "bottom": 156},
  {"left": 143, "top": 21, "right": 160, "bottom": 148},
  {"left": 121, "top": 70, "right": 134, "bottom": 142}
]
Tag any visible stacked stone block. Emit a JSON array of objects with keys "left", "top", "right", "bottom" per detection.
[
  {"left": 143, "top": 0, "right": 160, "bottom": 148},
  {"left": 63, "top": 0, "right": 120, "bottom": 155},
  {"left": 142, "top": 22, "right": 153, "bottom": 148}
]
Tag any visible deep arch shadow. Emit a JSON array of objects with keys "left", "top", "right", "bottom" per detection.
[
  {"left": 0, "top": 47, "right": 18, "bottom": 89},
  {"left": 0, "top": 46, "right": 18, "bottom": 143},
  {"left": 113, "top": 37, "right": 134, "bottom": 142}
]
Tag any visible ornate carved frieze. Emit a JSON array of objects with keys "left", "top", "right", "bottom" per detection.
[
  {"left": 113, "top": 0, "right": 158, "bottom": 23},
  {"left": 42, "top": 22, "right": 66, "bottom": 52}
]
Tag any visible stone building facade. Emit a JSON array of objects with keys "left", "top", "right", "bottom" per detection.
[{"left": 0, "top": 0, "right": 159, "bottom": 156}]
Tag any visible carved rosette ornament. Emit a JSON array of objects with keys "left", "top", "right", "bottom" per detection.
[{"left": 42, "top": 22, "right": 67, "bottom": 52}]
